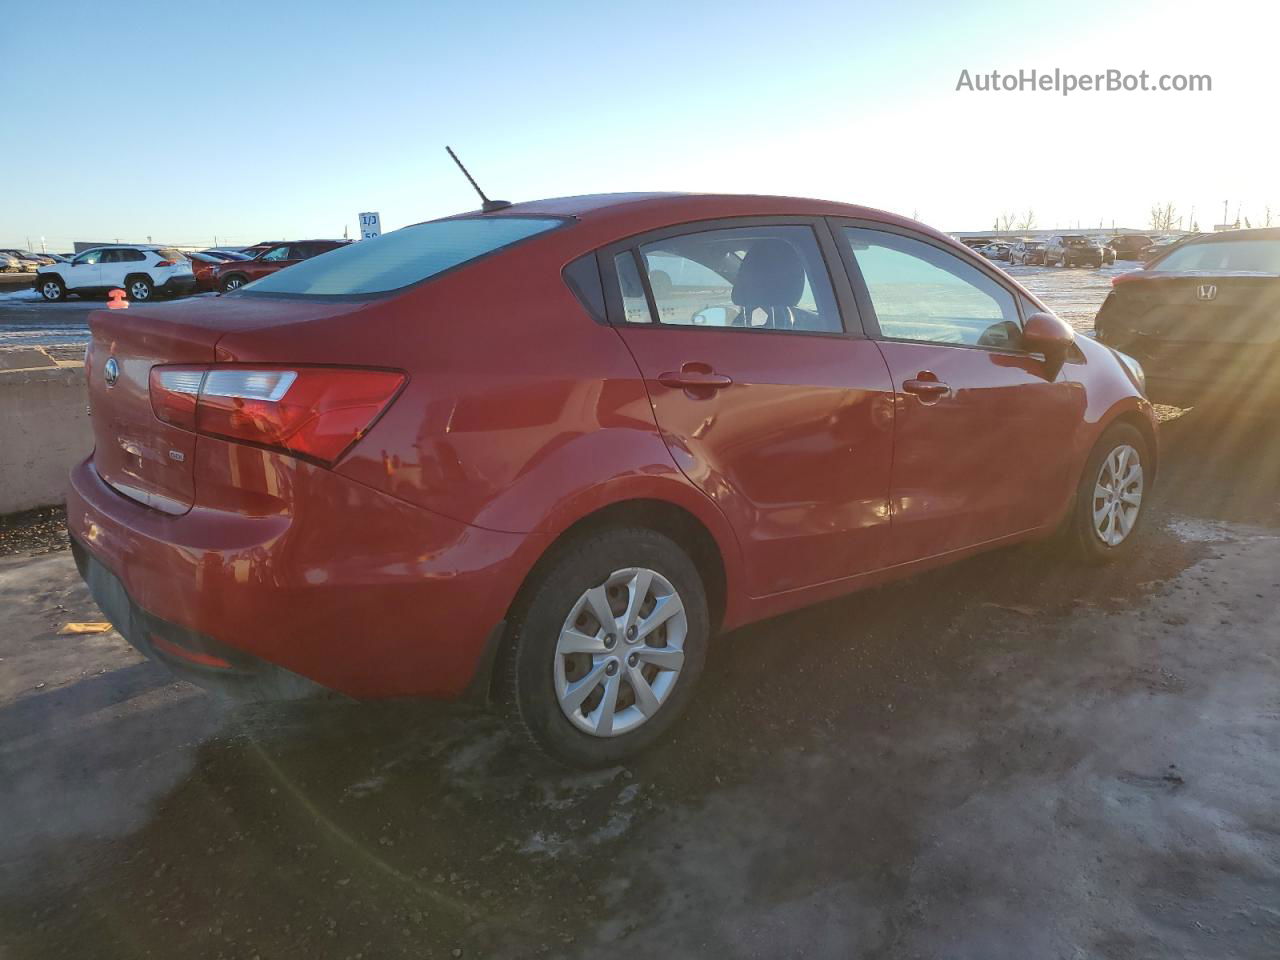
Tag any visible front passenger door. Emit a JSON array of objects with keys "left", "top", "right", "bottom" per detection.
[
  {"left": 67, "top": 249, "right": 103, "bottom": 291},
  {"left": 835, "top": 224, "right": 1083, "bottom": 564}
]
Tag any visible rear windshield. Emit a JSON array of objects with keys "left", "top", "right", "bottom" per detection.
[
  {"left": 244, "top": 217, "right": 564, "bottom": 296},
  {"left": 1155, "top": 238, "right": 1280, "bottom": 273}
]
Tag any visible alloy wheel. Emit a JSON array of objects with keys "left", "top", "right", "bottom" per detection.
[
  {"left": 130, "top": 280, "right": 151, "bottom": 300},
  {"left": 41, "top": 281, "right": 61, "bottom": 300},
  {"left": 1092, "top": 444, "right": 1143, "bottom": 546},
  {"left": 553, "top": 567, "right": 687, "bottom": 737}
]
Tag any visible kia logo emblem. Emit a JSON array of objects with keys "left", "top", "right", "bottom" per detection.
[
  {"left": 1197, "top": 284, "right": 1217, "bottom": 301},
  {"left": 104, "top": 356, "right": 120, "bottom": 387}
]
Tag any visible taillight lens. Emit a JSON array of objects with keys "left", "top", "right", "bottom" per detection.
[
  {"left": 1111, "top": 272, "right": 1146, "bottom": 286},
  {"left": 149, "top": 365, "right": 405, "bottom": 464}
]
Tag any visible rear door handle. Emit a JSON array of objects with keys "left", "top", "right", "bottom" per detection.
[{"left": 657, "top": 369, "right": 734, "bottom": 390}]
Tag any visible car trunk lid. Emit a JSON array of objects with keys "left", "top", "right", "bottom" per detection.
[
  {"left": 1100, "top": 272, "right": 1280, "bottom": 385},
  {"left": 87, "top": 297, "right": 366, "bottom": 515}
]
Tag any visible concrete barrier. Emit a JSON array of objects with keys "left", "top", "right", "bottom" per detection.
[{"left": 1, "top": 352, "right": 93, "bottom": 515}]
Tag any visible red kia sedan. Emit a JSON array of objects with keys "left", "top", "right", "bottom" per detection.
[{"left": 68, "top": 194, "right": 1155, "bottom": 766}]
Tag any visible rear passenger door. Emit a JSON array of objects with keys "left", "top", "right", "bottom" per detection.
[
  {"left": 602, "top": 218, "right": 896, "bottom": 597},
  {"left": 833, "top": 222, "right": 1082, "bottom": 563}
]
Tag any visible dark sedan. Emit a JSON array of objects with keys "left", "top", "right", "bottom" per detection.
[
  {"left": 1010, "top": 240, "right": 1047, "bottom": 265},
  {"left": 1046, "top": 235, "right": 1105, "bottom": 268},
  {"left": 1094, "top": 228, "right": 1280, "bottom": 407}
]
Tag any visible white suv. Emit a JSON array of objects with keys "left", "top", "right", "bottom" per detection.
[{"left": 36, "top": 245, "right": 195, "bottom": 302}]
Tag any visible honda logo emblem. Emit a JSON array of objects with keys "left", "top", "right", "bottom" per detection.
[
  {"left": 1196, "top": 284, "right": 1218, "bottom": 301},
  {"left": 103, "top": 356, "right": 120, "bottom": 387}
]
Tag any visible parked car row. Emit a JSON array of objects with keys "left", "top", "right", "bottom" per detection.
[
  {"left": 0, "top": 248, "right": 61, "bottom": 272},
  {"left": 960, "top": 234, "right": 1194, "bottom": 269},
  {"left": 33, "top": 238, "right": 351, "bottom": 301}
]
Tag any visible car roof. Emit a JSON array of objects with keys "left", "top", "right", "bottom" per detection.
[
  {"left": 444, "top": 192, "right": 960, "bottom": 250},
  {"left": 1189, "top": 227, "right": 1280, "bottom": 242}
]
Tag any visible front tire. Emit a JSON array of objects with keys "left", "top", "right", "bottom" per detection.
[
  {"left": 39, "top": 277, "right": 66, "bottom": 302},
  {"left": 221, "top": 274, "right": 247, "bottom": 292},
  {"left": 504, "top": 528, "right": 709, "bottom": 767},
  {"left": 125, "top": 275, "right": 153, "bottom": 302},
  {"left": 1067, "top": 423, "right": 1149, "bottom": 563}
]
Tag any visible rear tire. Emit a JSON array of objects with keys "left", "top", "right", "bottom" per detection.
[
  {"left": 1067, "top": 423, "right": 1150, "bottom": 564},
  {"left": 38, "top": 276, "right": 66, "bottom": 302},
  {"left": 503, "top": 527, "right": 709, "bottom": 768},
  {"left": 221, "top": 274, "right": 247, "bottom": 292}
]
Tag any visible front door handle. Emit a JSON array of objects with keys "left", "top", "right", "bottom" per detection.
[
  {"left": 903, "top": 374, "right": 950, "bottom": 402},
  {"left": 657, "top": 367, "right": 734, "bottom": 390}
]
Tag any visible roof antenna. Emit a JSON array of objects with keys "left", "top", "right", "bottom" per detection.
[{"left": 445, "top": 146, "right": 511, "bottom": 213}]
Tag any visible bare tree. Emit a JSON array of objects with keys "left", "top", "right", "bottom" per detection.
[
  {"left": 1016, "top": 209, "right": 1036, "bottom": 232},
  {"left": 1149, "top": 202, "right": 1178, "bottom": 232},
  {"left": 997, "top": 212, "right": 1017, "bottom": 233},
  {"left": 1265, "top": 205, "right": 1273, "bottom": 228}
]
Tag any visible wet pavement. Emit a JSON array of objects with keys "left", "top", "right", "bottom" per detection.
[{"left": 3, "top": 266, "right": 1280, "bottom": 959}]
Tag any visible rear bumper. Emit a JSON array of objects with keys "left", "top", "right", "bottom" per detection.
[
  {"left": 71, "top": 534, "right": 328, "bottom": 701},
  {"left": 67, "top": 453, "right": 540, "bottom": 700}
]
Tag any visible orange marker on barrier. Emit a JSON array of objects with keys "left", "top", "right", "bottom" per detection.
[{"left": 107, "top": 289, "right": 128, "bottom": 309}]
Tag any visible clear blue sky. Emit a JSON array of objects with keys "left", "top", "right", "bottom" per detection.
[{"left": 1, "top": 0, "right": 1273, "bottom": 250}]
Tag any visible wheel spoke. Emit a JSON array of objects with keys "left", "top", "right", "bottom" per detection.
[
  {"left": 636, "top": 592, "right": 683, "bottom": 641},
  {"left": 1094, "top": 483, "right": 1111, "bottom": 501},
  {"left": 589, "top": 673, "right": 622, "bottom": 736},
  {"left": 626, "top": 664, "right": 661, "bottom": 716},
  {"left": 561, "top": 660, "right": 609, "bottom": 713},
  {"left": 637, "top": 645, "right": 684, "bottom": 671},
  {"left": 622, "top": 568, "right": 653, "bottom": 630},
  {"left": 556, "top": 627, "right": 605, "bottom": 655},
  {"left": 1120, "top": 489, "right": 1142, "bottom": 507},
  {"left": 584, "top": 585, "right": 616, "bottom": 633}
]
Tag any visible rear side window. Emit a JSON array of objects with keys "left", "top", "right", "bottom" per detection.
[
  {"left": 246, "top": 217, "right": 564, "bottom": 296},
  {"left": 630, "top": 225, "right": 842, "bottom": 333},
  {"left": 1155, "top": 238, "right": 1280, "bottom": 273}
]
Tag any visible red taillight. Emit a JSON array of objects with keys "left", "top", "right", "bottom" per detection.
[
  {"left": 1111, "top": 272, "right": 1146, "bottom": 286},
  {"left": 149, "top": 365, "right": 405, "bottom": 464}
]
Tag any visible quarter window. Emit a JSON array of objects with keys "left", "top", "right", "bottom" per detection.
[
  {"left": 842, "top": 228, "right": 1022, "bottom": 349},
  {"left": 613, "top": 252, "right": 654, "bottom": 324},
  {"left": 630, "top": 225, "right": 842, "bottom": 333}
]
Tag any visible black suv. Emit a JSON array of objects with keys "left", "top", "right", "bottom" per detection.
[
  {"left": 1107, "top": 235, "right": 1154, "bottom": 260},
  {"left": 1045, "top": 235, "right": 1104, "bottom": 268}
]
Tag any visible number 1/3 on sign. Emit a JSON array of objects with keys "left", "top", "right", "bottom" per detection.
[{"left": 358, "top": 212, "right": 382, "bottom": 241}]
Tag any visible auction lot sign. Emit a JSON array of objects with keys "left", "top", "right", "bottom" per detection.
[{"left": 358, "top": 212, "right": 382, "bottom": 240}]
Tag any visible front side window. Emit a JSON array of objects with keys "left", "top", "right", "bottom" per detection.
[
  {"left": 630, "top": 225, "right": 841, "bottom": 333},
  {"left": 260, "top": 245, "right": 293, "bottom": 262},
  {"left": 75, "top": 249, "right": 104, "bottom": 265},
  {"left": 1155, "top": 238, "right": 1280, "bottom": 273},
  {"left": 843, "top": 227, "right": 1022, "bottom": 349},
  {"left": 246, "top": 217, "right": 564, "bottom": 296}
]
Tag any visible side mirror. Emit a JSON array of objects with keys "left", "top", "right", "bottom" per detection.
[
  {"left": 692, "top": 305, "right": 729, "bottom": 326},
  {"left": 1022, "top": 311, "right": 1075, "bottom": 374}
]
